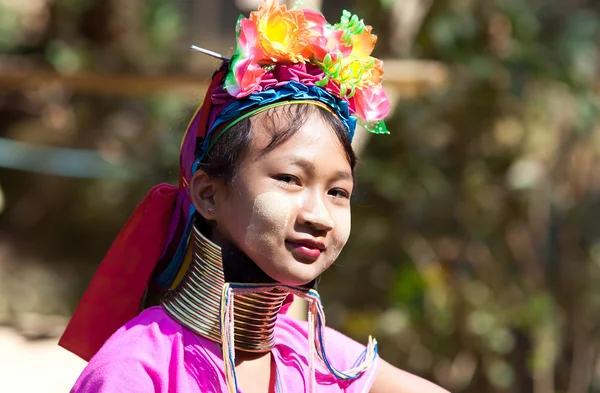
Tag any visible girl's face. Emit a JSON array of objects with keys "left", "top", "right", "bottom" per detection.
[{"left": 209, "top": 111, "right": 353, "bottom": 286}]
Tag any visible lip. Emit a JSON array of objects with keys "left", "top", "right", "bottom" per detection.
[
  {"left": 287, "top": 237, "right": 326, "bottom": 251},
  {"left": 286, "top": 237, "right": 326, "bottom": 262}
]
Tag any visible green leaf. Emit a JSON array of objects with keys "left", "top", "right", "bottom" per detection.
[{"left": 364, "top": 120, "right": 390, "bottom": 135}]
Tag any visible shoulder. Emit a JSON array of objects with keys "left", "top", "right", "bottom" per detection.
[
  {"left": 96, "top": 306, "right": 188, "bottom": 360},
  {"left": 71, "top": 307, "right": 194, "bottom": 393}
]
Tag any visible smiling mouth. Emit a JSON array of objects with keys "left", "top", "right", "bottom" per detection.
[{"left": 285, "top": 240, "right": 325, "bottom": 262}]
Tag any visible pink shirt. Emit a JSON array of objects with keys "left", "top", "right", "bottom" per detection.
[{"left": 71, "top": 306, "right": 378, "bottom": 393}]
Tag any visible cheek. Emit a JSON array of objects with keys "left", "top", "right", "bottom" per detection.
[
  {"left": 329, "top": 209, "right": 351, "bottom": 259},
  {"left": 245, "top": 192, "right": 292, "bottom": 250}
]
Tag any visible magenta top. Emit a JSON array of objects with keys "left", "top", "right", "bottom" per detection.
[{"left": 71, "top": 306, "right": 379, "bottom": 393}]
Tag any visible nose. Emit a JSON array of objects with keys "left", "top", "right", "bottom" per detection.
[{"left": 298, "top": 193, "right": 334, "bottom": 232}]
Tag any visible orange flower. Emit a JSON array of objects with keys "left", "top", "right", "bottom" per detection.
[
  {"left": 350, "top": 26, "right": 377, "bottom": 59},
  {"left": 250, "top": 0, "right": 312, "bottom": 63},
  {"left": 368, "top": 58, "right": 384, "bottom": 85}
]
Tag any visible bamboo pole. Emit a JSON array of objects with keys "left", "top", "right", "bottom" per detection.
[
  {"left": 0, "top": 60, "right": 447, "bottom": 98},
  {"left": 0, "top": 68, "right": 209, "bottom": 97}
]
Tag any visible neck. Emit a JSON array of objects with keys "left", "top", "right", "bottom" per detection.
[{"left": 161, "top": 224, "right": 289, "bottom": 352}]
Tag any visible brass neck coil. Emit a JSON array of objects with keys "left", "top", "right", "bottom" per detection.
[{"left": 161, "top": 224, "right": 288, "bottom": 352}]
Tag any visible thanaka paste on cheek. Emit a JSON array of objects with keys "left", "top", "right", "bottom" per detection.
[
  {"left": 328, "top": 212, "right": 351, "bottom": 263},
  {"left": 245, "top": 192, "right": 291, "bottom": 257}
]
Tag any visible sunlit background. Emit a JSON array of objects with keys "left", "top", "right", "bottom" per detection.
[{"left": 1, "top": 0, "right": 600, "bottom": 392}]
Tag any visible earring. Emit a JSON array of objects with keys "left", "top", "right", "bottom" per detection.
[{"left": 207, "top": 206, "right": 215, "bottom": 216}]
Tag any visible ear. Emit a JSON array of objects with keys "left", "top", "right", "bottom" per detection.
[{"left": 189, "top": 170, "right": 219, "bottom": 220}]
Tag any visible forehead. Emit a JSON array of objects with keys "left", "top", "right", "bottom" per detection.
[{"left": 248, "top": 109, "right": 348, "bottom": 164}]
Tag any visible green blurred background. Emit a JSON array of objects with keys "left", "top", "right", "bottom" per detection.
[{"left": 1, "top": 0, "right": 600, "bottom": 392}]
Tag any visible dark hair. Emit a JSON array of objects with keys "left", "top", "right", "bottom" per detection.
[{"left": 196, "top": 103, "right": 357, "bottom": 186}]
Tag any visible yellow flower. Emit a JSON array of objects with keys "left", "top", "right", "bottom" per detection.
[
  {"left": 316, "top": 11, "right": 381, "bottom": 97},
  {"left": 323, "top": 55, "right": 382, "bottom": 98},
  {"left": 340, "top": 58, "right": 363, "bottom": 84},
  {"left": 250, "top": 0, "right": 312, "bottom": 63}
]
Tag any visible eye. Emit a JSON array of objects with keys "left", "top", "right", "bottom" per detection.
[
  {"left": 328, "top": 188, "right": 350, "bottom": 199},
  {"left": 275, "top": 174, "right": 301, "bottom": 187}
]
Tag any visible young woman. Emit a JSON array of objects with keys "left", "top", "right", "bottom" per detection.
[{"left": 60, "top": 2, "right": 448, "bottom": 392}]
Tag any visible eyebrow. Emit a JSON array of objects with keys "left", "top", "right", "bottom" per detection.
[{"left": 287, "top": 155, "right": 353, "bottom": 181}]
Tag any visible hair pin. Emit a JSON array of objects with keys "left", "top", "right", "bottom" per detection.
[{"left": 190, "top": 45, "right": 231, "bottom": 61}]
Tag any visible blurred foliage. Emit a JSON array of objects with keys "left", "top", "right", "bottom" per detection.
[
  {"left": 1, "top": 0, "right": 600, "bottom": 392},
  {"left": 321, "top": 0, "right": 600, "bottom": 392}
]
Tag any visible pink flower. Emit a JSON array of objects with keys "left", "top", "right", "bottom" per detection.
[
  {"left": 237, "top": 17, "right": 267, "bottom": 61},
  {"left": 224, "top": 57, "right": 267, "bottom": 97},
  {"left": 311, "top": 28, "right": 352, "bottom": 63},
  {"left": 352, "top": 86, "right": 390, "bottom": 121},
  {"left": 303, "top": 8, "right": 326, "bottom": 36},
  {"left": 225, "top": 16, "right": 268, "bottom": 97}
]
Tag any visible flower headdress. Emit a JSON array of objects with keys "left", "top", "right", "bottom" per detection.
[{"left": 222, "top": 0, "right": 390, "bottom": 135}]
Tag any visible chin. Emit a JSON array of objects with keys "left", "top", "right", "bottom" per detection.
[
  {"left": 272, "top": 274, "right": 317, "bottom": 287},
  {"left": 263, "top": 258, "right": 327, "bottom": 287}
]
